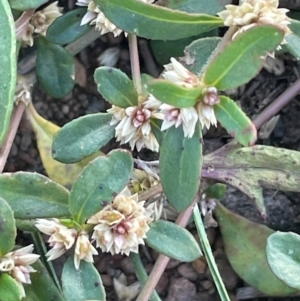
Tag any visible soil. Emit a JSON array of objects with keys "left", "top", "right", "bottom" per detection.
[{"left": 6, "top": 0, "right": 300, "bottom": 300}]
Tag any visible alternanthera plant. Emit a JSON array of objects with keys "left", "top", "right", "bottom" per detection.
[{"left": 1, "top": 0, "right": 300, "bottom": 300}]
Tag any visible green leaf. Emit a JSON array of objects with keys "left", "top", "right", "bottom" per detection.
[
  {"left": 0, "top": 0, "right": 17, "bottom": 145},
  {"left": 205, "top": 183, "right": 226, "bottom": 199},
  {"left": 46, "top": 8, "right": 91, "bottom": 45},
  {"left": 215, "top": 202, "right": 297, "bottom": 296},
  {"left": 0, "top": 197, "right": 16, "bottom": 256},
  {"left": 215, "top": 96, "right": 257, "bottom": 146},
  {"left": 183, "top": 37, "right": 221, "bottom": 75},
  {"left": 158, "top": 0, "right": 226, "bottom": 15},
  {"left": 146, "top": 220, "right": 202, "bottom": 261},
  {"left": 0, "top": 274, "right": 23, "bottom": 301},
  {"left": 36, "top": 37, "right": 75, "bottom": 98},
  {"left": 151, "top": 118, "right": 164, "bottom": 146},
  {"left": 9, "top": 0, "right": 47, "bottom": 10},
  {"left": 26, "top": 102, "right": 104, "bottom": 189},
  {"left": 0, "top": 172, "right": 70, "bottom": 219},
  {"left": 24, "top": 260, "right": 65, "bottom": 301},
  {"left": 147, "top": 80, "right": 203, "bottom": 108},
  {"left": 204, "top": 25, "right": 284, "bottom": 90},
  {"left": 94, "top": 0, "right": 223, "bottom": 40},
  {"left": 94, "top": 67, "right": 138, "bottom": 108},
  {"left": 69, "top": 150, "right": 133, "bottom": 224},
  {"left": 52, "top": 113, "right": 115, "bottom": 163},
  {"left": 267, "top": 231, "right": 300, "bottom": 290},
  {"left": 203, "top": 143, "right": 300, "bottom": 216},
  {"left": 160, "top": 124, "right": 202, "bottom": 211},
  {"left": 62, "top": 257, "right": 105, "bottom": 301},
  {"left": 285, "top": 33, "right": 300, "bottom": 60}
]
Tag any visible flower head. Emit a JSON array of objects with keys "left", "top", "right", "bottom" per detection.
[
  {"left": 30, "top": 1, "right": 63, "bottom": 36},
  {"left": 218, "top": 0, "right": 291, "bottom": 41},
  {"left": 0, "top": 245, "right": 40, "bottom": 298},
  {"left": 35, "top": 219, "right": 77, "bottom": 260},
  {"left": 74, "top": 231, "right": 98, "bottom": 269},
  {"left": 87, "top": 188, "right": 153, "bottom": 256}
]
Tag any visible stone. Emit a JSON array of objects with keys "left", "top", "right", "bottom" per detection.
[
  {"left": 178, "top": 263, "right": 198, "bottom": 281},
  {"left": 166, "top": 277, "right": 198, "bottom": 301},
  {"left": 192, "top": 257, "right": 207, "bottom": 274}
]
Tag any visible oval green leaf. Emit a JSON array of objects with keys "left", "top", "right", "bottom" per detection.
[
  {"left": 205, "top": 183, "right": 226, "bottom": 199},
  {"left": 46, "top": 8, "right": 91, "bottom": 45},
  {"left": 0, "top": 197, "right": 16, "bottom": 256},
  {"left": 146, "top": 220, "right": 202, "bottom": 262},
  {"left": 52, "top": 113, "right": 115, "bottom": 163},
  {"left": 160, "top": 124, "right": 202, "bottom": 211},
  {"left": 69, "top": 149, "right": 133, "bottom": 224},
  {"left": 94, "top": 0, "right": 222, "bottom": 40},
  {"left": 0, "top": 274, "right": 23, "bottom": 301},
  {"left": 94, "top": 67, "right": 138, "bottom": 108},
  {"left": 0, "top": 0, "right": 17, "bottom": 145},
  {"left": 215, "top": 201, "right": 298, "bottom": 296},
  {"left": 0, "top": 172, "right": 70, "bottom": 219},
  {"left": 204, "top": 25, "right": 284, "bottom": 90},
  {"left": 184, "top": 37, "right": 221, "bottom": 75},
  {"left": 36, "top": 37, "right": 75, "bottom": 98},
  {"left": 62, "top": 257, "right": 105, "bottom": 301},
  {"left": 9, "top": 0, "right": 47, "bottom": 11},
  {"left": 24, "top": 260, "right": 65, "bottom": 301},
  {"left": 267, "top": 231, "right": 300, "bottom": 290},
  {"left": 215, "top": 96, "right": 257, "bottom": 146},
  {"left": 147, "top": 80, "right": 203, "bottom": 108},
  {"left": 285, "top": 33, "right": 300, "bottom": 60}
]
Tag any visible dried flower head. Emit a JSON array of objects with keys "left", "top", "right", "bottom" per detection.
[
  {"left": 0, "top": 245, "right": 40, "bottom": 298},
  {"left": 35, "top": 219, "right": 77, "bottom": 261},
  {"left": 21, "top": 23, "right": 35, "bottom": 47},
  {"left": 87, "top": 187, "right": 153, "bottom": 256},
  {"left": 218, "top": 0, "right": 291, "bottom": 41},
  {"left": 77, "top": 0, "right": 154, "bottom": 37},
  {"left": 30, "top": 1, "right": 63, "bottom": 36}
]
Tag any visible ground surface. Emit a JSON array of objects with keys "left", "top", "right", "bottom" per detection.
[{"left": 7, "top": 0, "right": 300, "bottom": 300}]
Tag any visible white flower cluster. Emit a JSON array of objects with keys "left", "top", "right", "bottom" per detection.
[
  {"left": 217, "top": 0, "right": 291, "bottom": 40},
  {"left": 21, "top": 2, "right": 63, "bottom": 47},
  {"left": 35, "top": 188, "right": 153, "bottom": 268},
  {"left": 0, "top": 245, "right": 40, "bottom": 298},
  {"left": 108, "top": 58, "right": 219, "bottom": 152},
  {"left": 76, "top": 0, "right": 154, "bottom": 36}
]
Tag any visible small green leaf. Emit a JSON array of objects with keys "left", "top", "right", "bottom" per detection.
[
  {"left": 46, "top": 8, "right": 91, "bottom": 45},
  {"left": 147, "top": 80, "right": 203, "bottom": 108},
  {"left": 24, "top": 260, "right": 65, "bottom": 301},
  {"left": 0, "top": 274, "right": 23, "bottom": 301},
  {"left": 204, "top": 25, "right": 284, "bottom": 90},
  {"left": 215, "top": 96, "right": 257, "bottom": 146},
  {"left": 62, "top": 257, "right": 105, "bottom": 301},
  {"left": 9, "top": 0, "right": 47, "bottom": 10},
  {"left": 203, "top": 143, "right": 300, "bottom": 216},
  {"left": 0, "top": 197, "right": 16, "bottom": 256},
  {"left": 267, "top": 232, "right": 300, "bottom": 290},
  {"left": 0, "top": 172, "right": 70, "bottom": 219},
  {"left": 215, "top": 201, "right": 298, "bottom": 296},
  {"left": 94, "top": 67, "right": 138, "bottom": 108},
  {"left": 285, "top": 34, "right": 300, "bottom": 59},
  {"left": 94, "top": 0, "right": 222, "bottom": 40},
  {"left": 36, "top": 37, "right": 75, "bottom": 98},
  {"left": 52, "top": 113, "right": 115, "bottom": 163},
  {"left": 69, "top": 150, "right": 133, "bottom": 224},
  {"left": 151, "top": 118, "right": 164, "bottom": 146},
  {"left": 205, "top": 183, "right": 226, "bottom": 199},
  {"left": 160, "top": 124, "right": 202, "bottom": 211},
  {"left": 0, "top": 0, "right": 17, "bottom": 145},
  {"left": 159, "top": 0, "right": 226, "bottom": 15},
  {"left": 146, "top": 220, "right": 202, "bottom": 262},
  {"left": 184, "top": 37, "right": 221, "bottom": 75}
]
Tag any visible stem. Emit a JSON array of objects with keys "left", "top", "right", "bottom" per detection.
[
  {"left": 0, "top": 102, "right": 26, "bottom": 172},
  {"left": 131, "top": 253, "right": 162, "bottom": 301},
  {"left": 136, "top": 197, "right": 199, "bottom": 301},
  {"left": 253, "top": 78, "right": 300, "bottom": 130},
  {"left": 193, "top": 205, "right": 230, "bottom": 301},
  {"left": 128, "top": 34, "right": 142, "bottom": 97}
]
